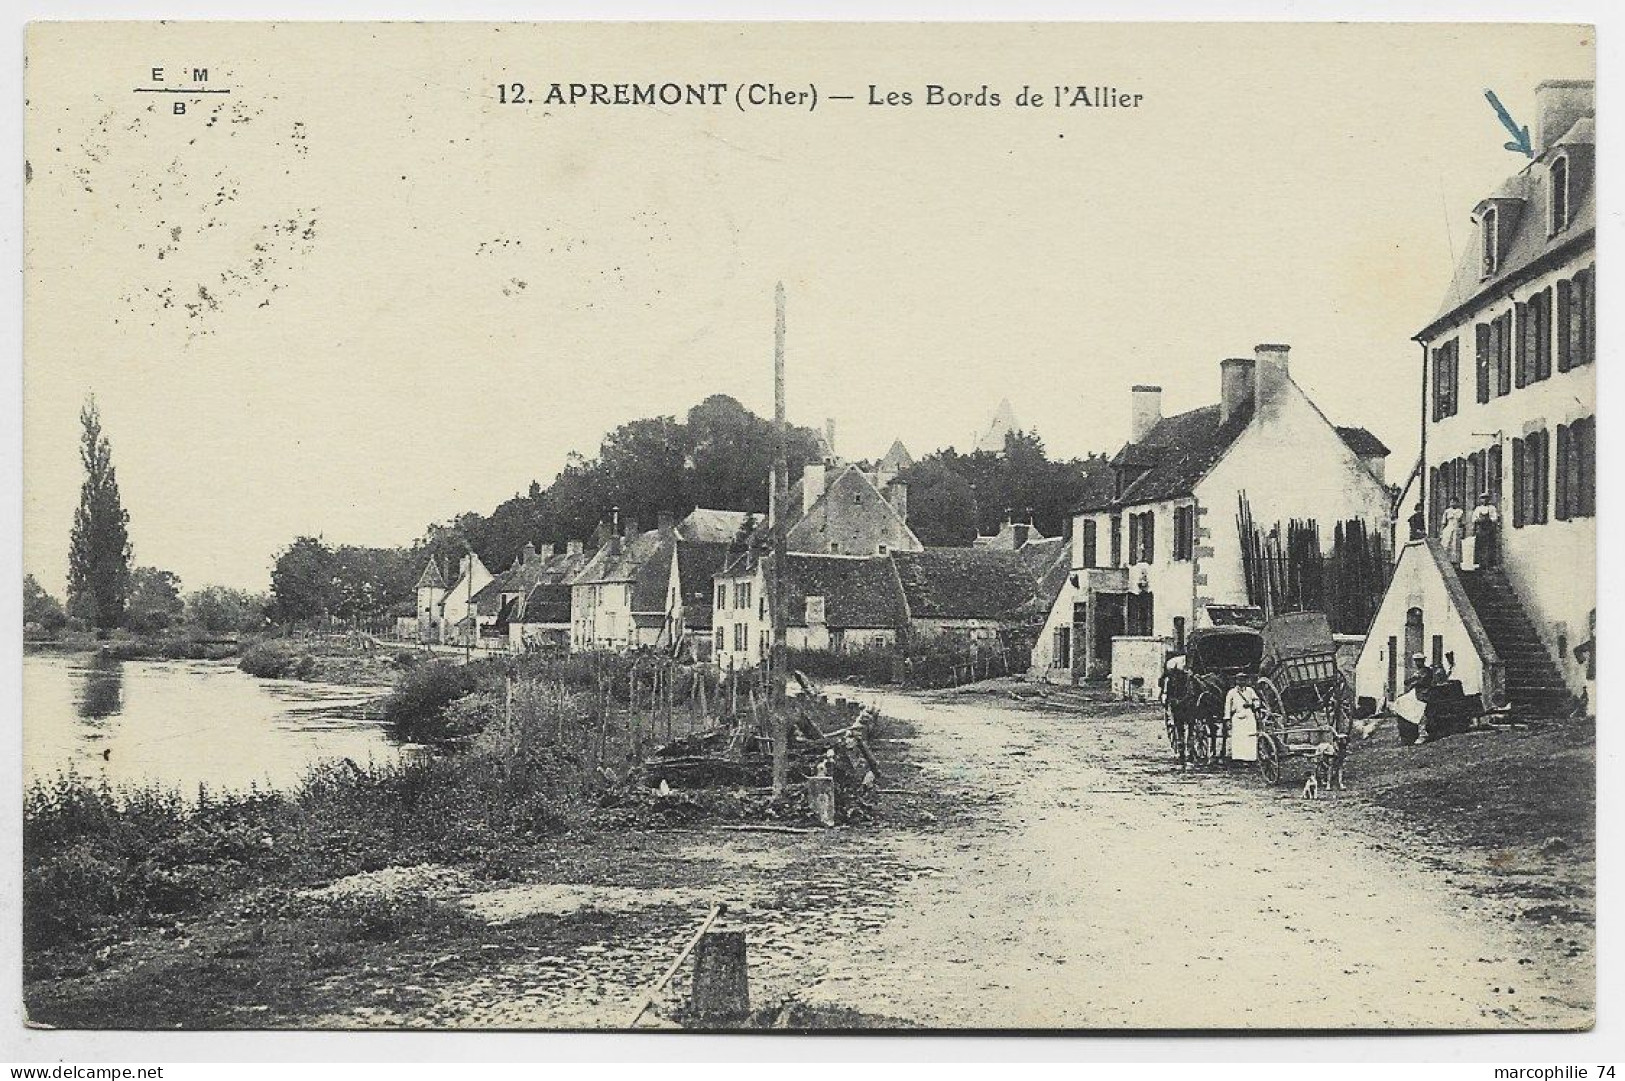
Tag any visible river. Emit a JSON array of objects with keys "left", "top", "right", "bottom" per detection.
[{"left": 23, "top": 650, "right": 399, "bottom": 798}]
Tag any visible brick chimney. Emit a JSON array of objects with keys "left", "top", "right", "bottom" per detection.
[
  {"left": 656, "top": 510, "right": 675, "bottom": 536},
  {"left": 566, "top": 539, "right": 584, "bottom": 557},
  {"left": 521, "top": 541, "right": 538, "bottom": 565},
  {"left": 1220, "top": 356, "right": 1256, "bottom": 425},
  {"left": 622, "top": 516, "right": 639, "bottom": 541},
  {"left": 1533, "top": 79, "right": 1594, "bottom": 156},
  {"left": 824, "top": 417, "right": 837, "bottom": 461},
  {"left": 1253, "top": 344, "right": 1290, "bottom": 411},
  {"left": 1129, "top": 385, "right": 1162, "bottom": 443}
]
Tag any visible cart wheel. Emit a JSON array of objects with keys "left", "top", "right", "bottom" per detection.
[
  {"left": 1189, "top": 719, "right": 1215, "bottom": 766},
  {"left": 1257, "top": 735, "right": 1281, "bottom": 784}
]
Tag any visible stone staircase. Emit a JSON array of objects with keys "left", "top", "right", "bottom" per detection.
[{"left": 1457, "top": 566, "right": 1575, "bottom": 716}]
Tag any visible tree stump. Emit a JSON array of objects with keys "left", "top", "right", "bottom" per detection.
[{"left": 690, "top": 931, "right": 750, "bottom": 1025}]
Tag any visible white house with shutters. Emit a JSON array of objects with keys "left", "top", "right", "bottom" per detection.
[{"left": 1357, "top": 79, "right": 1594, "bottom": 716}]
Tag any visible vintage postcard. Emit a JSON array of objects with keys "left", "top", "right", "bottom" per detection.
[{"left": 20, "top": 21, "right": 1596, "bottom": 1033}]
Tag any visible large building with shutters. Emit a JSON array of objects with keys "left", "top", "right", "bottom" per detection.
[{"left": 1357, "top": 79, "right": 1595, "bottom": 716}]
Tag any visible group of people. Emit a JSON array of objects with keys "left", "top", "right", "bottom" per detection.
[{"left": 1430, "top": 491, "right": 1501, "bottom": 569}]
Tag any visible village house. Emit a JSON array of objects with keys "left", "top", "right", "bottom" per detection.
[
  {"left": 974, "top": 510, "right": 1049, "bottom": 550},
  {"left": 569, "top": 507, "right": 753, "bottom": 654},
  {"left": 1356, "top": 80, "right": 1594, "bottom": 717},
  {"left": 711, "top": 545, "right": 1047, "bottom": 671},
  {"left": 412, "top": 551, "right": 494, "bottom": 646},
  {"left": 1033, "top": 345, "right": 1392, "bottom": 690},
  {"left": 711, "top": 552, "right": 910, "bottom": 670},
  {"left": 784, "top": 457, "right": 921, "bottom": 556},
  {"left": 471, "top": 540, "right": 589, "bottom": 652}
]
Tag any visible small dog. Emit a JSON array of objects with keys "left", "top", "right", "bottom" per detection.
[{"left": 1301, "top": 771, "right": 1319, "bottom": 800}]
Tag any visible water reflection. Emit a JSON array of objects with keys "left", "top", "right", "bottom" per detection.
[
  {"left": 25, "top": 651, "right": 398, "bottom": 797},
  {"left": 74, "top": 653, "right": 125, "bottom": 720}
]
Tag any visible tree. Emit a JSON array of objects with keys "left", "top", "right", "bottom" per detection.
[
  {"left": 268, "top": 536, "right": 339, "bottom": 625},
  {"left": 897, "top": 459, "right": 979, "bottom": 545},
  {"left": 124, "top": 566, "right": 185, "bottom": 633},
  {"left": 66, "top": 397, "right": 133, "bottom": 632},
  {"left": 185, "top": 585, "right": 268, "bottom": 635},
  {"left": 22, "top": 574, "right": 67, "bottom": 634}
]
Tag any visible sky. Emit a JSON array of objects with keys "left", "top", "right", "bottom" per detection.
[{"left": 22, "top": 21, "right": 1594, "bottom": 592}]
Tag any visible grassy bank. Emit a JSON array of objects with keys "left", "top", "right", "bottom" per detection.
[
  {"left": 24, "top": 651, "right": 922, "bottom": 1027},
  {"left": 26, "top": 630, "right": 239, "bottom": 662}
]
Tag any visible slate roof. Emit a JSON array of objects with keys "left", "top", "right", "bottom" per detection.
[
  {"left": 1081, "top": 402, "right": 1254, "bottom": 510},
  {"left": 472, "top": 548, "right": 594, "bottom": 616},
  {"left": 776, "top": 554, "right": 910, "bottom": 630},
  {"left": 674, "top": 540, "right": 733, "bottom": 630},
  {"left": 574, "top": 528, "right": 665, "bottom": 587},
  {"left": 677, "top": 508, "right": 753, "bottom": 545},
  {"left": 1017, "top": 537, "right": 1072, "bottom": 622},
  {"left": 415, "top": 557, "right": 447, "bottom": 590},
  {"left": 879, "top": 439, "right": 914, "bottom": 473},
  {"left": 519, "top": 582, "right": 572, "bottom": 625},
  {"left": 1335, "top": 426, "right": 1390, "bottom": 459},
  {"left": 891, "top": 548, "right": 1038, "bottom": 621},
  {"left": 1422, "top": 109, "right": 1594, "bottom": 336},
  {"left": 1081, "top": 400, "right": 1389, "bottom": 513}
]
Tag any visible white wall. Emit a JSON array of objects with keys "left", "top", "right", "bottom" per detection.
[
  {"left": 1354, "top": 540, "right": 1488, "bottom": 709},
  {"left": 1420, "top": 252, "right": 1596, "bottom": 694},
  {"left": 1197, "top": 378, "right": 1392, "bottom": 617}
]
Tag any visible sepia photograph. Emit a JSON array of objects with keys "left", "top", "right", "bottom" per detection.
[{"left": 14, "top": 17, "right": 1599, "bottom": 1042}]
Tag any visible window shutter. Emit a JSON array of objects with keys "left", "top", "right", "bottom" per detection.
[
  {"left": 1555, "top": 424, "right": 1570, "bottom": 521},
  {"left": 1537, "top": 430, "right": 1550, "bottom": 524},
  {"left": 1511, "top": 438, "right": 1525, "bottom": 527},
  {"left": 1557, "top": 279, "right": 1573, "bottom": 372},
  {"left": 1536, "top": 290, "right": 1552, "bottom": 381},
  {"left": 1146, "top": 512, "right": 1156, "bottom": 562},
  {"left": 1580, "top": 267, "right": 1595, "bottom": 366},
  {"left": 1475, "top": 324, "right": 1491, "bottom": 402},
  {"left": 1514, "top": 301, "right": 1530, "bottom": 387},
  {"left": 1581, "top": 417, "right": 1595, "bottom": 518},
  {"left": 1488, "top": 443, "right": 1503, "bottom": 508},
  {"left": 1498, "top": 313, "right": 1513, "bottom": 395}
]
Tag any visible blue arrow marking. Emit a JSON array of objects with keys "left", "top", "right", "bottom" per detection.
[{"left": 1485, "top": 89, "right": 1533, "bottom": 158}]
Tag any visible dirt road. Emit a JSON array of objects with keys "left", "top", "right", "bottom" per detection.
[{"left": 798, "top": 683, "right": 1593, "bottom": 1030}]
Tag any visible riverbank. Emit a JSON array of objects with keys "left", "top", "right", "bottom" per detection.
[{"left": 23, "top": 682, "right": 924, "bottom": 1029}]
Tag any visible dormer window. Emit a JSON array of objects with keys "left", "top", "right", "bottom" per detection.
[
  {"left": 1481, "top": 206, "right": 1499, "bottom": 277},
  {"left": 1550, "top": 155, "right": 1570, "bottom": 234}
]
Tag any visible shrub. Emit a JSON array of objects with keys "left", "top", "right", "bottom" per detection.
[
  {"left": 392, "top": 649, "right": 423, "bottom": 670},
  {"left": 381, "top": 661, "right": 478, "bottom": 743},
  {"left": 238, "top": 642, "right": 299, "bottom": 679}
]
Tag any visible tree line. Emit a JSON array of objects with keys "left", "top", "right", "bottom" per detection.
[{"left": 32, "top": 392, "right": 1109, "bottom": 634}]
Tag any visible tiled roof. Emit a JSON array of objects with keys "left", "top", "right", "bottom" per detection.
[
  {"left": 473, "top": 549, "right": 594, "bottom": 615},
  {"left": 891, "top": 548, "right": 1038, "bottom": 621},
  {"left": 1423, "top": 112, "right": 1594, "bottom": 336},
  {"left": 1017, "top": 538, "right": 1072, "bottom": 621},
  {"left": 1336, "top": 426, "right": 1391, "bottom": 459},
  {"left": 777, "top": 554, "right": 909, "bottom": 630}
]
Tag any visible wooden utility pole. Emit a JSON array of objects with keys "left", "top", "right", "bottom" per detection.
[{"left": 770, "top": 282, "right": 790, "bottom": 796}]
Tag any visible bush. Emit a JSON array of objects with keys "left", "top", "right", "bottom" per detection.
[
  {"left": 238, "top": 642, "right": 300, "bottom": 679},
  {"left": 393, "top": 649, "right": 423, "bottom": 670},
  {"left": 381, "top": 661, "right": 478, "bottom": 743}
]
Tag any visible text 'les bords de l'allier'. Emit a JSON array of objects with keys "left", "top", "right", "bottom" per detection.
[{"left": 494, "top": 81, "right": 1144, "bottom": 111}]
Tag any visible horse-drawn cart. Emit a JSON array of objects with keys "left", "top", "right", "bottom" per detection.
[
  {"left": 1160, "top": 625, "right": 1263, "bottom": 767},
  {"left": 1252, "top": 612, "right": 1354, "bottom": 785}
]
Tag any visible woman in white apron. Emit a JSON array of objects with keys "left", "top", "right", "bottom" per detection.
[{"left": 1225, "top": 674, "right": 1263, "bottom": 761}]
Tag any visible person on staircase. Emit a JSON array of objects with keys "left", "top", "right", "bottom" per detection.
[
  {"left": 1470, "top": 492, "right": 1500, "bottom": 569},
  {"left": 1440, "top": 497, "right": 1465, "bottom": 566}
]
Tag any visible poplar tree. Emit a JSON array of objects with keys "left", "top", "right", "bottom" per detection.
[{"left": 66, "top": 397, "right": 133, "bottom": 632}]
